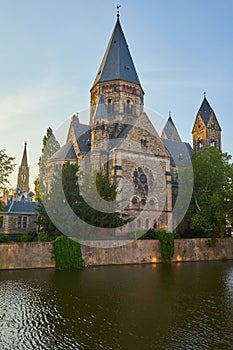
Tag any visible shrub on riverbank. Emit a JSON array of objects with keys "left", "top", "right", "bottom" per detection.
[{"left": 53, "top": 235, "right": 84, "bottom": 270}]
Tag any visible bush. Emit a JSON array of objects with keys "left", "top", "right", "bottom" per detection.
[
  {"left": 14, "top": 233, "right": 32, "bottom": 242},
  {"left": 0, "top": 234, "right": 11, "bottom": 243},
  {"left": 53, "top": 235, "right": 84, "bottom": 270},
  {"left": 138, "top": 228, "right": 159, "bottom": 240},
  {"left": 38, "top": 231, "right": 59, "bottom": 242}
]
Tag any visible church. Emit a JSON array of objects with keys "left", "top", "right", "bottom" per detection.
[{"left": 46, "top": 13, "right": 221, "bottom": 234}]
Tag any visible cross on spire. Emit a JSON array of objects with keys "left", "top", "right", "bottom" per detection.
[
  {"left": 117, "top": 5, "right": 121, "bottom": 18},
  {"left": 204, "top": 91, "right": 206, "bottom": 98}
]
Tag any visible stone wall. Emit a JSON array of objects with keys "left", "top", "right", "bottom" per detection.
[
  {"left": 0, "top": 242, "right": 55, "bottom": 270},
  {"left": 0, "top": 239, "right": 232, "bottom": 270},
  {"left": 81, "top": 238, "right": 233, "bottom": 266}
]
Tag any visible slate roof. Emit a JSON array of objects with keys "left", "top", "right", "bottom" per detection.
[
  {"left": 50, "top": 140, "right": 77, "bottom": 160},
  {"left": 198, "top": 97, "right": 215, "bottom": 126},
  {"left": 93, "top": 17, "right": 141, "bottom": 87},
  {"left": 161, "top": 139, "right": 193, "bottom": 167},
  {"left": 161, "top": 116, "right": 181, "bottom": 141},
  {"left": 4, "top": 200, "right": 38, "bottom": 214}
]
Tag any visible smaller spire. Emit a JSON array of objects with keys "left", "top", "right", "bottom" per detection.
[
  {"left": 21, "top": 142, "right": 28, "bottom": 167},
  {"left": 117, "top": 5, "right": 121, "bottom": 18}
]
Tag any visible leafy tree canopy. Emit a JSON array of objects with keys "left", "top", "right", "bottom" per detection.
[
  {"left": 190, "top": 147, "right": 233, "bottom": 236},
  {"left": 34, "top": 127, "right": 60, "bottom": 201},
  {"left": 37, "top": 162, "right": 128, "bottom": 240},
  {"left": 0, "top": 149, "right": 15, "bottom": 191}
]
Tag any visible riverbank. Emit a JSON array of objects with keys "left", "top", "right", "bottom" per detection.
[{"left": 0, "top": 238, "right": 232, "bottom": 270}]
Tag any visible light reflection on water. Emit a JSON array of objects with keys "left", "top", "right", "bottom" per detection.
[{"left": 0, "top": 261, "right": 232, "bottom": 350}]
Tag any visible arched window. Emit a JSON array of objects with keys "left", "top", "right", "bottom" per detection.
[
  {"left": 198, "top": 140, "right": 203, "bottom": 149},
  {"left": 210, "top": 139, "right": 216, "bottom": 147},
  {"left": 125, "top": 99, "right": 131, "bottom": 114}
]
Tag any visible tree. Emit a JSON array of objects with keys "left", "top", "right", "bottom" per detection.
[
  {"left": 34, "top": 127, "right": 60, "bottom": 201},
  {"left": 37, "top": 162, "right": 128, "bottom": 240},
  {"left": 189, "top": 147, "right": 233, "bottom": 237},
  {"left": 0, "top": 149, "right": 15, "bottom": 191}
]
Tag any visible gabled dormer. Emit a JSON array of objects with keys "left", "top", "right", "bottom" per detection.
[{"left": 192, "top": 95, "right": 221, "bottom": 152}]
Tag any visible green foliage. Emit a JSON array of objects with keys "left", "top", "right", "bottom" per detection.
[
  {"left": 38, "top": 163, "right": 128, "bottom": 238},
  {"left": 14, "top": 233, "right": 32, "bottom": 242},
  {"left": 138, "top": 228, "right": 159, "bottom": 240},
  {"left": 35, "top": 127, "right": 60, "bottom": 201},
  {"left": 0, "top": 234, "right": 10, "bottom": 243},
  {"left": 158, "top": 231, "right": 175, "bottom": 264},
  {"left": 188, "top": 148, "right": 233, "bottom": 237},
  {"left": 0, "top": 149, "right": 15, "bottom": 190},
  {"left": 53, "top": 235, "right": 85, "bottom": 270},
  {"left": 38, "top": 230, "right": 60, "bottom": 242},
  {"left": 205, "top": 237, "right": 218, "bottom": 248}
]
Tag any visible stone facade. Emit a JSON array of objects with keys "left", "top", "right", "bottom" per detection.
[
  {"left": 192, "top": 96, "right": 221, "bottom": 152},
  {"left": 0, "top": 213, "right": 38, "bottom": 235}
]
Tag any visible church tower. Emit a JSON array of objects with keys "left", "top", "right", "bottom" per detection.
[
  {"left": 17, "top": 142, "right": 29, "bottom": 193},
  {"left": 90, "top": 13, "right": 144, "bottom": 128},
  {"left": 192, "top": 94, "right": 221, "bottom": 152}
]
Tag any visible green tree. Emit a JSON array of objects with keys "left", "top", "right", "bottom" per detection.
[
  {"left": 34, "top": 127, "right": 60, "bottom": 201},
  {"left": 190, "top": 147, "right": 233, "bottom": 237},
  {"left": 37, "top": 162, "right": 128, "bottom": 240},
  {"left": 0, "top": 149, "right": 15, "bottom": 191}
]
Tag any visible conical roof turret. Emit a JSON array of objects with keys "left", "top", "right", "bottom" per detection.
[{"left": 92, "top": 16, "right": 141, "bottom": 87}]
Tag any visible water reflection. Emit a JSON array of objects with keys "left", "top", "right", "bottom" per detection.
[{"left": 0, "top": 261, "right": 232, "bottom": 350}]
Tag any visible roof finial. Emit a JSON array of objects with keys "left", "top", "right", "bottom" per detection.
[
  {"left": 169, "top": 111, "right": 171, "bottom": 118},
  {"left": 117, "top": 5, "right": 121, "bottom": 18},
  {"left": 204, "top": 91, "right": 206, "bottom": 98}
]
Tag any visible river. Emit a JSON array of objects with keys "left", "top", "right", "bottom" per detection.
[{"left": 0, "top": 261, "right": 232, "bottom": 350}]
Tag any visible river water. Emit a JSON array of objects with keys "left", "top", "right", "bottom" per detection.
[{"left": 0, "top": 261, "right": 232, "bottom": 350}]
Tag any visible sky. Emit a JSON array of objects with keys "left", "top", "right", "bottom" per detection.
[{"left": 1, "top": 0, "right": 233, "bottom": 190}]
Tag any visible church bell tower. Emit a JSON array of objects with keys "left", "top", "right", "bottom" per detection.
[{"left": 17, "top": 142, "right": 30, "bottom": 193}]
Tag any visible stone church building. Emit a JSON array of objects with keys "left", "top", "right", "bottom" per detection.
[{"left": 46, "top": 14, "right": 221, "bottom": 233}]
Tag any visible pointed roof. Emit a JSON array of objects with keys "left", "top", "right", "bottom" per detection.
[
  {"left": 93, "top": 93, "right": 108, "bottom": 119},
  {"left": 92, "top": 17, "right": 141, "bottom": 87},
  {"left": 20, "top": 142, "right": 28, "bottom": 167},
  {"left": 198, "top": 96, "right": 215, "bottom": 126},
  {"left": 161, "top": 116, "right": 181, "bottom": 141}
]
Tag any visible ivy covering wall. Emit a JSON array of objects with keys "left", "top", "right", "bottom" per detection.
[{"left": 53, "top": 236, "right": 84, "bottom": 270}]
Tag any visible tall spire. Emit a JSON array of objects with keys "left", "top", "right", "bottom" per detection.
[
  {"left": 21, "top": 142, "right": 28, "bottom": 167},
  {"left": 92, "top": 15, "right": 141, "bottom": 87},
  {"left": 17, "top": 142, "right": 29, "bottom": 194}
]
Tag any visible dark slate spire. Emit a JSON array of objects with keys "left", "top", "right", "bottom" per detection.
[
  {"left": 93, "top": 16, "right": 141, "bottom": 87},
  {"left": 198, "top": 96, "right": 215, "bottom": 126},
  {"left": 93, "top": 93, "right": 108, "bottom": 119},
  {"left": 21, "top": 142, "right": 28, "bottom": 167},
  {"left": 161, "top": 114, "right": 181, "bottom": 141}
]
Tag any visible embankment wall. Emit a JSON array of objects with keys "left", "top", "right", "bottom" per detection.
[{"left": 0, "top": 239, "right": 232, "bottom": 270}]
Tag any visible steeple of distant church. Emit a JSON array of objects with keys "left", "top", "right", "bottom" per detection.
[
  {"left": 90, "top": 14, "right": 144, "bottom": 124},
  {"left": 17, "top": 142, "right": 29, "bottom": 193}
]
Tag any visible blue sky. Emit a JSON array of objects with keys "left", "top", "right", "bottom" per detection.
[{"left": 1, "top": 0, "right": 233, "bottom": 189}]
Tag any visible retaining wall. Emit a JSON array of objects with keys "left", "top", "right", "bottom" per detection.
[
  {"left": 81, "top": 238, "right": 233, "bottom": 265},
  {"left": 0, "top": 242, "right": 55, "bottom": 270},
  {"left": 0, "top": 239, "right": 232, "bottom": 270}
]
